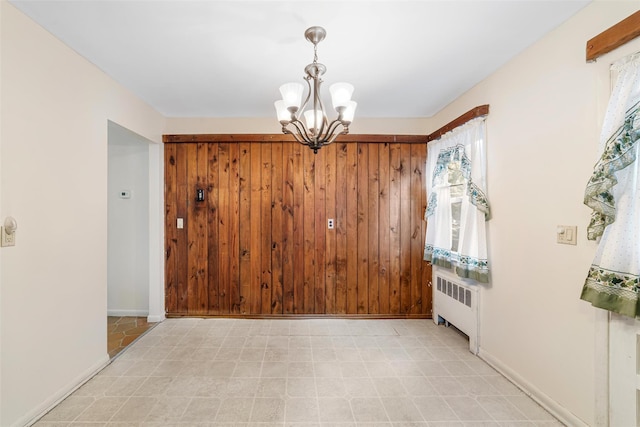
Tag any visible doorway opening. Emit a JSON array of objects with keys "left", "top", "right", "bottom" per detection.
[{"left": 107, "top": 121, "right": 158, "bottom": 358}]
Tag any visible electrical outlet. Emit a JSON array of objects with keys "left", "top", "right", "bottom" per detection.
[
  {"left": 1, "top": 226, "right": 15, "bottom": 247},
  {"left": 328, "top": 219, "right": 334, "bottom": 229}
]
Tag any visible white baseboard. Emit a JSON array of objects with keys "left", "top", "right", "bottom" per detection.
[
  {"left": 20, "top": 354, "right": 110, "bottom": 427},
  {"left": 107, "top": 309, "right": 149, "bottom": 317},
  {"left": 147, "top": 313, "right": 165, "bottom": 323},
  {"left": 478, "top": 349, "right": 588, "bottom": 427}
]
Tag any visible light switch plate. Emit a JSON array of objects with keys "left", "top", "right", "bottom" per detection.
[{"left": 557, "top": 225, "right": 577, "bottom": 245}]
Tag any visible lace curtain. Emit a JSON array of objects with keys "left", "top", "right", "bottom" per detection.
[
  {"left": 423, "top": 117, "right": 491, "bottom": 283},
  {"left": 581, "top": 53, "right": 640, "bottom": 318}
]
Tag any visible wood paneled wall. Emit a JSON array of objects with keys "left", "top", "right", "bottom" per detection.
[{"left": 164, "top": 136, "right": 431, "bottom": 317}]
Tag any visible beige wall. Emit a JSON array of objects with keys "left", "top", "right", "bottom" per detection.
[
  {"left": 165, "top": 116, "right": 433, "bottom": 135},
  {"left": 0, "top": 2, "right": 165, "bottom": 425},
  {"left": 430, "top": 1, "right": 640, "bottom": 425}
]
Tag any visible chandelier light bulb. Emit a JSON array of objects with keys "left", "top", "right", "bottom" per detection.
[
  {"left": 274, "top": 100, "right": 290, "bottom": 123},
  {"left": 330, "top": 82, "right": 354, "bottom": 109},
  {"left": 279, "top": 83, "right": 304, "bottom": 111},
  {"left": 304, "top": 109, "right": 324, "bottom": 132},
  {"left": 342, "top": 101, "right": 357, "bottom": 124}
]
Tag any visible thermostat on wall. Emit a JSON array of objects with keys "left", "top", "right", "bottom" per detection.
[{"left": 119, "top": 190, "right": 131, "bottom": 199}]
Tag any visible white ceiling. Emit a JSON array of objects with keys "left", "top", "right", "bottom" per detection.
[{"left": 10, "top": 0, "right": 591, "bottom": 119}]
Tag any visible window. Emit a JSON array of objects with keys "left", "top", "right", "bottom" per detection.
[{"left": 424, "top": 117, "right": 491, "bottom": 283}]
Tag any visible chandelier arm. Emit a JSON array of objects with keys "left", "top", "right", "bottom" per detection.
[
  {"left": 291, "top": 119, "right": 313, "bottom": 144},
  {"left": 288, "top": 119, "right": 314, "bottom": 145},
  {"left": 316, "top": 108, "right": 329, "bottom": 142},
  {"left": 325, "top": 127, "right": 350, "bottom": 146},
  {"left": 312, "top": 76, "right": 329, "bottom": 140},
  {"left": 322, "top": 119, "right": 346, "bottom": 141},
  {"left": 282, "top": 126, "right": 306, "bottom": 145},
  {"left": 298, "top": 77, "right": 313, "bottom": 120}
]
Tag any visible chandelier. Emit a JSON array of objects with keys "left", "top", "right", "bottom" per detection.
[{"left": 274, "top": 26, "right": 357, "bottom": 153}]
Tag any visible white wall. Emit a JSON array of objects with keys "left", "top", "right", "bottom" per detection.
[
  {"left": 429, "top": 2, "right": 640, "bottom": 425},
  {"left": 107, "top": 122, "right": 150, "bottom": 316},
  {"left": 0, "top": 2, "right": 165, "bottom": 425}
]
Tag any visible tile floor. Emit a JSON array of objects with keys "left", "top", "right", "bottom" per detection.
[
  {"left": 35, "top": 318, "right": 563, "bottom": 426},
  {"left": 108, "top": 317, "right": 156, "bottom": 359}
]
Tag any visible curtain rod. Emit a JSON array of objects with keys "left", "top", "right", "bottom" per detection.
[
  {"left": 586, "top": 10, "right": 640, "bottom": 62},
  {"left": 426, "top": 105, "right": 489, "bottom": 142}
]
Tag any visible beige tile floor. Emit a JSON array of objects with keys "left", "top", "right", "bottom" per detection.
[{"left": 34, "top": 318, "right": 563, "bottom": 427}]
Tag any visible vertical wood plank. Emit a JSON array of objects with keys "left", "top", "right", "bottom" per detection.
[
  {"left": 345, "top": 143, "right": 359, "bottom": 314},
  {"left": 250, "top": 143, "right": 262, "bottom": 315},
  {"left": 423, "top": 261, "right": 432, "bottom": 316},
  {"left": 368, "top": 144, "right": 380, "bottom": 314},
  {"left": 229, "top": 144, "right": 241, "bottom": 313},
  {"left": 207, "top": 143, "right": 220, "bottom": 314},
  {"left": 410, "top": 144, "right": 424, "bottom": 314},
  {"left": 189, "top": 143, "right": 209, "bottom": 314},
  {"left": 282, "top": 142, "right": 295, "bottom": 314},
  {"left": 217, "top": 143, "right": 230, "bottom": 313},
  {"left": 261, "top": 144, "right": 273, "bottom": 314},
  {"left": 176, "top": 143, "right": 191, "bottom": 313},
  {"left": 164, "top": 143, "right": 178, "bottom": 314},
  {"left": 314, "top": 149, "right": 326, "bottom": 314},
  {"left": 238, "top": 142, "right": 252, "bottom": 314},
  {"left": 399, "top": 144, "right": 412, "bottom": 314},
  {"left": 357, "top": 143, "right": 369, "bottom": 314},
  {"left": 249, "top": 142, "right": 262, "bottom": 314},
  {"left": 186, "top": 144, "right": 199, "bottom": 313},
  {"left": 271, "top": 142, "right": 284, "bottom": 314},
  {"left": 389, "top": 143, "right": 401, "bottom": 315},
  {"left": 378, "top": 143, "right": 391, "bottom": 315},
  {"left": 335, "top": 143, "right": 348, "bottom": 314},
  {"left": 324, "top": 143, "right": 337, "bottom": 314},
  {"left": 292, "top": 143, "right": 305, "bottom": 313},
  {"left": 418, "top": 145, "right": 432, "bottom": 316},
  {"left": 303, "top": 148, "right": 316, "bottom": 314}
]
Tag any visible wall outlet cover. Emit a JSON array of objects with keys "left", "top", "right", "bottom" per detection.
[{"left": 1, "top": 226, "right": 15, "bottom": 247}]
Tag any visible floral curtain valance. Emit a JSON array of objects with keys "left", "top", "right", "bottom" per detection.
[
  {"left": 581, "top": 53, "right": 640, "bottom": 318},
  {"left": 424, "top": 117, "right": 491, "bottom": 283}
]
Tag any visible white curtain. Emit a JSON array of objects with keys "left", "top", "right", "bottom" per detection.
[
  {"left": 424, "top": 117, "right": 490, "bottom": 283},
  {"left": 581, "top": 53, "right": 640, "bottom": 318}
]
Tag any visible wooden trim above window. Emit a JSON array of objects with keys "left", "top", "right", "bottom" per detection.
[
  {"left": 586, "top": 10, "right": 640, "bottom": 62},
  {"left": 426, "top": 104, "right": 490, "bottom": 142}
]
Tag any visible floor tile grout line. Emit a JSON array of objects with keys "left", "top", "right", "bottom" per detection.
[{"left": 310, "top": 340, "right": 323, "bottom": 425}]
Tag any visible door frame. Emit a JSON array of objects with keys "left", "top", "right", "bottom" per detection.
[
  {"left": 148, "top": 140, "right": 165, "bottom": 322},
  {"left": 107, "top": 120, "right": 165, "bottom": 323}
]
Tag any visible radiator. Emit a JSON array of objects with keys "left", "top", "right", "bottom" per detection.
[{"left": 432, "top": 267, "right": 479, "bottom": 354}]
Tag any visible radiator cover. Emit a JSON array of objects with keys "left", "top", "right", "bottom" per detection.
[{"left": 432, "top": 267, "right": 479, "bottom": 354}]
